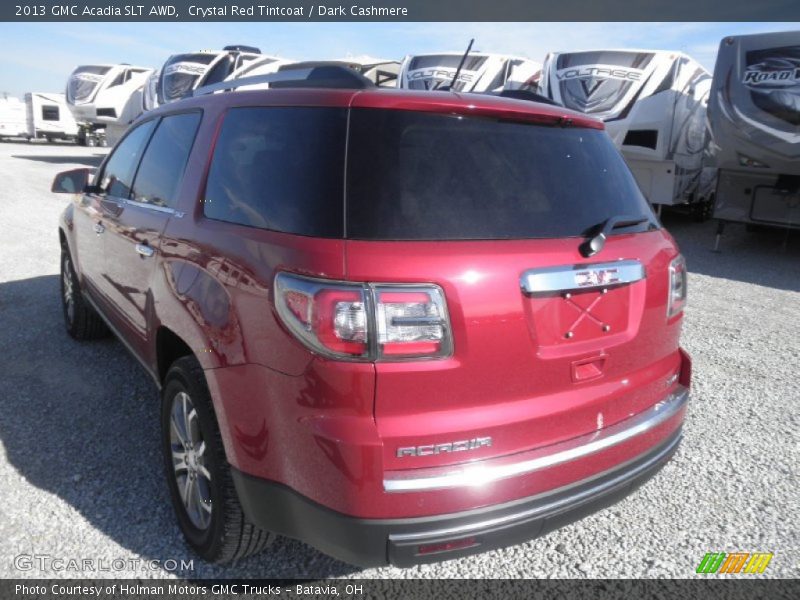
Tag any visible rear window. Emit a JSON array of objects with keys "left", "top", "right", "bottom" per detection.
[
  {"left": 203, "top": 107, "right": 347, "bottom": 237},
  {"left": 346, "top": 109, "right": 655, "bottom": 240}
]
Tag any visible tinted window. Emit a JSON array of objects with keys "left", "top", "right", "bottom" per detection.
[
  {"left": 346, "top": 110, "right": 656, "bottom": 240},
  {"left": 99, "top": 120, "right": 156, "bottom": 199},
  {"left": 42, "top": 105, "right": 59, "bottom": 121},
  {"left": 131, "top": 112, "right": 201, "bottom": 208},
  {"left": 203, "top": 107, "right": 347, "bottom": 237}
]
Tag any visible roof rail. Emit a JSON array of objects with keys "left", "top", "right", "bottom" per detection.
[{"left": 192, "top": 65, "right": 375, "bottom": 97}]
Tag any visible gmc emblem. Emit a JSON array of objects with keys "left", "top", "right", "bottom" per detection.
[
  {"left": 396, "top": 437, "right": 492, "bottom": 458},
  {"left": 575, "top": 267, "right": 620, "bottom": 288}
]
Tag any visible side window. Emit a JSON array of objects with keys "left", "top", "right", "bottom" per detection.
[
  {"left": 131, "top": 112, "right": 201, "bottom": 208},
  {"left": 41, "top": 105, "right": 59, "bottom": 121},
  {"left": 99, "top": 120, "right": 156, "bottom": 199},
  {"left": 203, "top": 107, "right": 347, "bottom": 238}
]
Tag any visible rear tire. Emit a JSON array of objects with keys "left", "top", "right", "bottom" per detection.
[
  {"left": 161, "top": 356, "right": 275, "bottom": 563},
  {"left": 60, "top": 248, "right": 108, "bottom": 340}
]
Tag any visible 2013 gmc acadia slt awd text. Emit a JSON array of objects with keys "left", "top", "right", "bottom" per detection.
[{"left": 53, "top": 67, "right": 691, "bottom": 567}]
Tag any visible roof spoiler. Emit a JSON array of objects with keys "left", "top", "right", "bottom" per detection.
[{"left": 192, "top": 65, "right": 375, "bottom": 96}]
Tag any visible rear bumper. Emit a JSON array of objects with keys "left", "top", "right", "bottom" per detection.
[{"left": 232, "top": 426, "right": 683, "bottom": 567}]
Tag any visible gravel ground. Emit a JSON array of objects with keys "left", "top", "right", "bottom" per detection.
[{"left": 0, "top": 140, "right": 797, "bottom": 580}]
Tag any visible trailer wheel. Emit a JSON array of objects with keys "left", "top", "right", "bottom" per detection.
[{"left": 85, "top": 136, "right": 96, "bottom": 148}]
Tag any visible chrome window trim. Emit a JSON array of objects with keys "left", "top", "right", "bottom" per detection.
[
  {"left": 124, "top": 197, "right": 175, "bottom": 214},
  {"left": 520, "top": 259, "right": 645, "bottom": 295},
  {"left": 383, "top": 385, "right": 688, "bottom": 493}
]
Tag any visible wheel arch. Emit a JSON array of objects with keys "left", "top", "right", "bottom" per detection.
[{"left": 156, "top": 326, "right": 195, "bottom": 384}]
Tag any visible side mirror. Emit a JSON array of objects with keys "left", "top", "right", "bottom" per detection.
[{"left": 51, "top": 168, "right": 94, "bottom": 194}]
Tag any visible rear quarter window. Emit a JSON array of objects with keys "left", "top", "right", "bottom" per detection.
[{"left": 203, "top": 107, "right": 347, "bottom": 237}]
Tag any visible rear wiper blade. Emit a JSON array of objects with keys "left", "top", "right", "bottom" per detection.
[{"left": 579, "top": 215, "right": 650, "bottom": 258}]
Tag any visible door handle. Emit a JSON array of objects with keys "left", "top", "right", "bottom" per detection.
[
  {"left": 135, "top": 243, "right": 155, "bottom": 258},
  {"left": 93, "top": 222, "right": 104, "bottom": 235}
]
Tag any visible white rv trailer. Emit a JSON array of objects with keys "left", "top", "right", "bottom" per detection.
[
  {"left": 320, "top": 56, "right": 400, "bottom": 87},
  {"left": 153, "top": 46, "right": 266, "bottom": 108},
  {"left": 707, "top": 31, "right": 800, "bottom": 238},
  {"left": 0, "top": 97, "right": 27, "bottom": 139},
  {"left": 66, "top": 64, "right": 154, "bottom": 146},
  {"left": 24, "top": 93, "right": 78, "bottom": 141},
  {"left": 398, "top": 52, "right": 541, "bottom": 92},
  {"left": 226, "top": 57, "right": 399, "bottom": 92},
  {"left": 539, "top": 49, "right": 713, "bottom": 214}
]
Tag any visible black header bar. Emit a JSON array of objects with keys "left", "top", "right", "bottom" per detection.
[{"left": 3, "top": 0, "right": 800, "bottom": 22}]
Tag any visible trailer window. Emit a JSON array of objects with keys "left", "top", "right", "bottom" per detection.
[
  {"left": 203, "top": 107, "right": 347, "bottom": 237},
  {"left": 41, "top": 106, "right": 59, "bottom": 121},
  {"left": 346, "top": 109, "right": 656, "bottom": 240},
  {"left": 131, "top": 112, "right": 201, "bottom": 208}
]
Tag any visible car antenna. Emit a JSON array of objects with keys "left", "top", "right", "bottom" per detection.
[{"left": 448, "top": 38, "right": 475, "bottom": 91}]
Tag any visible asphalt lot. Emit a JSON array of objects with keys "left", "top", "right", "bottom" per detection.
[{"left": 0, "top": 139, "right": 797, "bottom": 579}]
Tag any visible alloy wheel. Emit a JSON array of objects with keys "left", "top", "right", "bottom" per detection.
[
  {"left": 170, "top": 391, "right": 213, "bottom": 530},
  {"left": 62, "top": 256, "right": 75, "bottom": 325}
]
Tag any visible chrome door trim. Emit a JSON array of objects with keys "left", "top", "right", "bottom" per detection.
[
  {"left": 124, "top": 198, "right": 176, "bottom": 215},
  {"left": 520, "top": 259, "right": 645, "bottom": 294}
]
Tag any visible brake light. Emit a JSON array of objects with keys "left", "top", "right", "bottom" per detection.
[
  {"left": 274, "top": 273, "right": 452, "bottom": 361},
  {"left": 667, "top": 254, "right": 687, "bottom": 318},
  {"left": 274, "top": 274, "right": 369, "bottom": 359}
]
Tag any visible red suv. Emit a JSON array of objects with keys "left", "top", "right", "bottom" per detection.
[{"left": 53, "top": 67, "right": 691, "bottom": 567}]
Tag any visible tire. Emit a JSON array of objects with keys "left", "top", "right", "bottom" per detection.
[
  {"left": 161, "top": 356, "right": 275, "bottom": 563},
  {"left": 85, "top": 136, "right": 96, "bottom": 148},
  {"left": 60, "top": 248, "right": 109, "bottom": 340}
]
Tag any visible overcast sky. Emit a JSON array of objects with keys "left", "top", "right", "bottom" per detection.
[{"left": 1, "top": 21, "right": 798, "bottom": 97}]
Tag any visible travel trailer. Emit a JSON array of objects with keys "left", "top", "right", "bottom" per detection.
[
  {"left": 540, "top": 49, "right": 714, "bottom": 216},
  {"left": 220, "top": 57, "right": 398, "bottom": 93},
  {"left": 153, "top": 46, "right": 266, "bottom": 107},
  {"left": 707, "top": 31, "right": 800, "bottom": 240},
  {"left": 66, "top": 64, "right": 154, "bottom": 146},
  {"left": 279, "top": 57, "right": 400, "bottom": 87},
  {"left": 24, "top": 93, "right": 78, "bottom": 142},
  {"left": 0, "top": 96, "right": 27, "bottom": 139},
  {"left": 398, "top": 52, "right": 541, "bottom": 92}
]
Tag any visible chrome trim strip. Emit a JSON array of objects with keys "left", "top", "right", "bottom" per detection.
[
  {"left": 383, "top": 386, "right": 688, "bottom": 493},
  {"left": 520, "top": 259, "right": 645, "bottom": 294},
  {"left": 124, "top": 198, "right": 175, "bottom": 214},
  {"left": 389, "top": 432, "right": 682, "bottom": 542}
]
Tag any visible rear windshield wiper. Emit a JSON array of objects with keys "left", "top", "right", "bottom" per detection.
[{"left": 579, "top": 215, "right": 651, "bottom": 258}]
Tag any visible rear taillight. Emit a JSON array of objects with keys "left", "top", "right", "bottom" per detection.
[
  {"left": 274, "top": 273, "right": 452, "bottom": 361},
  {"left": 667, "top": 254, "right": 687, "bottom": 318}
]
